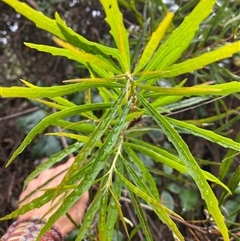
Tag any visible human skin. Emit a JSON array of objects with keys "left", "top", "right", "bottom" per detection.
[{"left": 17, "top": 157, "right": 89, "bottom": 236}]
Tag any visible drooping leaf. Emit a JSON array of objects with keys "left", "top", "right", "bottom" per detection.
[
  {"left": 105, "top": 161, "right": 123, "bottom": 241},
  {"left": 24, "top": 142, "right": 83, "bottom": 188},
  {"left": 123, "top": 161, "right": 153, "bottom": 241},
  {"left": 0, "top": 160, "right": 93, "bottom": 221},
  {"left": 136, "top": 92, "right": 229, "bottom": 241},
  {"left": 98, "top": 191, "right": 109, "bottom": 241},
  {"left": 128, "top": 191, "right": 153, "bottom": 241},
  {"left": 116, "top": 170, "right": 184, "bottom": 241},
  {"left": 124, "top": 147, "right": 159, "bottom": 200},
  {"left": 0, "top": 189, "right": 55, "bottom": 220},
  {"left": 75, "top": 190, "right": 102, "bottom": 240},
  {"left": 52, "top": 92, "right": 127, "bottom": 201},
  {"left": 36, "top": 97, "right": 132, "bottom": 241},
  {"left": 124, "top": 141, "right": 230, "bottom": 193},
  {"left": 6, "top": 103, "right": 111, "bottom": 166},
  {"left": 167, "top": 117, "right": 240, "bottom": 151}
]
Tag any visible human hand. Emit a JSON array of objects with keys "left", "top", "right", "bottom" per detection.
[{"left": 17, "top": 157, "right": 89, "bottom": 236}]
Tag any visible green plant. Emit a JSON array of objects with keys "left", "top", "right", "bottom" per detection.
[{"left": 1, "top": 0, "right": 240, "bottom": 240}]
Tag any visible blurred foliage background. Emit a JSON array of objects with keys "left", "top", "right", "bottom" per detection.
[{"left": 0, "top": 0, "right": 239, "bottom": 240}]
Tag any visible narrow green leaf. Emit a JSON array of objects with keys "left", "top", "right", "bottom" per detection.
[
  {"left": 123, "top": 156, "right": 154, "bottom": 241},
  {"left": 24, "top": 43, "right": 85, "bottom": 66},
  {"left": 136, "top": 82, "right": 240, "bottom": 96},
  {"left": 50, "top": 96, "right": 76, "bottom": 107},
  {"left": 6, "top": 103, "right": 111, "bottom": 166},
  {"left": 143, "top": 78, "right": 187, "bottom": 98},
  {"left": 160, "top": 41, "right": 240, "bottom": 77},
  {"left": 150, "top": 80, "right": 186, "bottom": 108},
  {"left": 52, "top": 37, "right": 121, "bottom": 75},
  {"left": 124, "top": 141, "right": 186, "bottom": 172},
  {"left": 124, "top": 140, "right": 230, "bottom": 193},
  {"left": 100, "top": 0, "right": 130, "bottom": 72},
  {"left": 134, "top": 12, "right": 174, "bottom": 74},
  {"left": 99, "top": 191, "right": 109, "bottom": 241},
  {"left": 0, "top": 81, "right": 124, "bottom": 99},
  {"left": 144, "top": 0, "right": 216, "bottom": 71},
  {"left": 76, "top": 177, "right": 107, "bottom": 241},
  {"left": 54, "top": 12, "right": 121, "bottom": 67},
  {"left": 122, "top": 156, "right": 155, "bottom": 201},
  {"left": 0, "top": 189, "right": 55, "bottom": 220},
  {"left": 105, "top": 162, "right": 123, "bottom": 241},
  {"left": 43, "top": 94, "right": 98, "bottom": 120},
  {"left": 167, "top": 117, "right": 240, "bottom": 151},
  {"left": 24, "top": 43, "right": 119, "bottom": 78},
  {"left": 116, "top": 170, "right": 184, "bottom": 241},
  {"left": 76, "top": 190, "right": 102, "bottom": 240},
  {"left": 33, "top": 99, "right": 66, "bottom": 111},
  {"left": 1, "top": 150, "right": 93, "bottom": 221},
  {"left": 128, "top": 191, "right": 153, "bottom": 241},
  {"left": 1, "top": 0, "right": 120, "bottom": 60},
  {"left": 46, "top": 132, "right": 103, "bottom": 147},
  {"left": 124, "top": 147, "right": 147, "bottom": 184},
  {"left": 62, "top": 78, "right": 118, "bottom": 83},
  {"left": 131, "top": 18, "right": 150, "bottom": 69},
  {"left": 37, "top": 97, "right": 132, "bottom": 241},
  {"left": 24, "top": 142, "right": 83, "bottom": 188},
  {"left": 157, "top": 96, "right": 211, "bottom": 112},
  {"left": 53, "top": 92, "right": 127, "bottom": 200},
  {"left": 55, "top": 120, "right": 96, "bottom": 134},
  {"left": 125, "top": 147, "right": 159, "bottom": 200},
  {"left": 122, "top": 155, "right": 178, "bottom": 238},
  {"left": 136, "top": 92, "right": 229, "bottom": 241},
  {"left": 185, "top": 107, "right": 240, "bottom": 126}
]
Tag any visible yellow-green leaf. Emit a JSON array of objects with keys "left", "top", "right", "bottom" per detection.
[
  {"left": 145, "top": 0, "right": 216, "bottom": 71},
  {"left": 136, "top": 82, "right": 240, "bottom": 96},
  {"left": 116, "top": 170, "right": 184, "bottom": 241},
  {"left": 136, "top": 92, "right": 229, "bottom": 241},
  {"left": 134, "top": 12, "right": 174, "bottom": 74},
  {"left": 46, "top": 132, "right": 103, "bottom": 147},
  {"left": 52, "top": 37, "right": 121, "bottom": 75},
  {"left": 100, "top": 0, "right": 130, "bottom": 72},
  {"left": 161, "top": 41, "right": 240, "bottom": 77}
]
